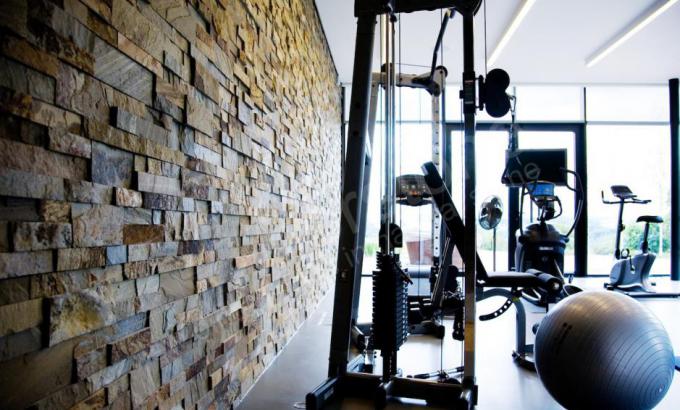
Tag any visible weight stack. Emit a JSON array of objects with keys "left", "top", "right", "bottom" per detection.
[{"left": 372, "top": 252, "right": 409, "bottom": 354}]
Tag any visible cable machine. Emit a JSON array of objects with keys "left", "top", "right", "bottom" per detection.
[
  {"left": 306, "top": 1, "right": 555, "bottom": 408},
  {"left": 351, "top": 66, "right": 449, "bottom": 349}
]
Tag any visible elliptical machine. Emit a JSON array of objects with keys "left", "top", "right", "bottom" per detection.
[
  {"left": 602, "top": 185, "right": 679, "bottom": 298},
  {"left": 514, "top": 180, "right": 583, "bottom": 306}
]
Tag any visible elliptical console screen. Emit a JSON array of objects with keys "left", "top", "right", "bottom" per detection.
[
  {"left": 528, "top": 182, "right": 554, "bottom": 198},
  {"left": 502, "top": 149, "right": 568, "bottom": 186}
]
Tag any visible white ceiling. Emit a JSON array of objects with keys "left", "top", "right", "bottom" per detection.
[{"left": 315, "top": 0, "right": 680, "bottom": 85}]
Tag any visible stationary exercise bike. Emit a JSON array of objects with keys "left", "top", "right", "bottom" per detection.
[
  {"left": 602, "top": 185, "right": 680, "bottom": 298},
  {"left": 515, "top": 181, "right": 583, "bottom": 306}
]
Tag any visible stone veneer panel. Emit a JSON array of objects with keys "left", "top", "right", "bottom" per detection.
[{"left": 0, "top": 0, "right": 341, "bottom": 408}]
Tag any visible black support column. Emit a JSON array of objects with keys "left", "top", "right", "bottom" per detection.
[
  {"left": 461, "top": 10, "right": 477, "bottom": 386},
  {"left": 574, "top": 123, "right": 588, "bottom": 277},
  {"left": 327, "top": 13, "right": 376, "bottom": 378},
  {"left": 670, "top": 78, "right": 679, "bottom": 281}
]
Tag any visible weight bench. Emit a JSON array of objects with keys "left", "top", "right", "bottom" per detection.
[{"left": 421, "top": 161, "right": 563, "bottom": 369}]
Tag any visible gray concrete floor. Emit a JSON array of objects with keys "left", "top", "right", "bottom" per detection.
[{"left": 238, "top": 278, "right": 680, "bottom": 410}]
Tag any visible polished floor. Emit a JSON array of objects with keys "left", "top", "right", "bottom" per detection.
[{"left": 238, "top": 278, "right": 680, "bottom": 409}]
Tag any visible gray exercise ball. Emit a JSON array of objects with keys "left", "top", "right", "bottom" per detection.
[{"left": 534, "top": 291, "right": 675, "bottom": 410}]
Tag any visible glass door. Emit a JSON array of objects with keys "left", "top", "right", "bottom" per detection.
[{"left": 446, "top": 123, "right": 586, "bottom": 276}]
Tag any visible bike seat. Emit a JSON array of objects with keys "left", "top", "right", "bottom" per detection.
[{"left": 637, "top": 215, "right": 663, "bottom": 224}]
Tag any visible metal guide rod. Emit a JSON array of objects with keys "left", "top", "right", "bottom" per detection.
[{"left": 381, "top": 14, "right": 396, "bottom": 254}]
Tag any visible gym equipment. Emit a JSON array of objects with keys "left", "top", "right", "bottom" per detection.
[
  {"left": 602, "top": 185, "right": 680, "bottom": 298},
  {"left": 307, "top": 1, "right": 514, "bottom": 408},
  {"left": 515, "top": 180, "right": 583, "bottom": 306},
  {"left": 501, "top": 149, "right": 584, "bottom": 307},
  {"left": 350, "top": 59, "right": 451, "bottom": 351},
  {"left": 478, "top": 195, "right": 503, "bottom": 271},
  {"left": 396, "top": 174, "right": 452, "bottom": 340},
  {"left": 422, "top": 162, "right": 562, "bottom": 371},
  {"left": 479, "top": 68, "right": 511, "bottom": 118},
  {"left": 534, "top": 291, "right": 675, "bottom": 410}
]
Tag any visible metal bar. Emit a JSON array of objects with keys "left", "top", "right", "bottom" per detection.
[
  {"left": 351, "top": 82, "right": 380, "bottom": 324},
  {"left": 380, "top": 14, "right": 396, "bottom": 255},
  {"left": 356, "top": 0, "right": 467, "bottom": 16},
  {"left": 327, "top": 13, "right": 376, "bottom": 378},
  {"left": 671, "top": 78, "right": 679, "bottom": 281},
  {"left": 615, "top": 201, "right": 625, "bottom": 259},
  {"left": 442, "top": 93, "right": 453, "bottom": 265},
  {"left": 507, "top": 116, "right": 519, "bottom": 271},
  {"left": 461, "top": 10, "right": 477, "bottom": 385},
  {"left": 442, "top": 93, "right": 452, "bottom": 190},
  {"left": 374, "top": 119, "right": 672, "bottom": 126},
  {"left": 341, "top": 86, "right": 347, "bottom": 173},
  {"left": 432, "top": 72, "right": 443, "bottom": 261},
  {"left": 422, "top": 162, "right": 488, "bottom": 278},
  {"left": 387, "top": 376, "right": 471, "bottom": 407}
]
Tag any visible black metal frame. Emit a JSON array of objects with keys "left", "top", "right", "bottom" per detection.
[
  {"left": 444, "top": 122, "right": 588, "bottom": 276},
  {"left": 307, "top": 1, "right": 483, "bottom": 408},
  {"left": 670, "top": 78, "right": 679, "bottom": 282}
]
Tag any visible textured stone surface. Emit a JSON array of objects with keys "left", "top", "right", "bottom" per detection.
[
  {"left": 65, "top": 180, "right": 113, "bottom": 205},
  {"left": 48, "top": 129, "right": 92, "bottom": 159},
  {"left": 123, "top": 225, "right": 164, "bottom": 244},
  {"left": 0, "top": 168, "right": 65, "bottom": 201},
  {"left": 0, "top": 55, "right": 55, "bottom": 103},
  {"left": 93, "top": 37, "right": 153, "bottom": 106},
  {"left": 0, "top": 0, "right": 340, "bottom": 409},
  {"left": 75, "top": 347, "right": 107, "bottom": 380},
  {"left": 0, "top": 327, "right": 42, "bottom": 363},
  {"left": 0, "top": 138, "right": 87, "bottom": 180},
  {"left": 136, "top": 172, "right": 182, "bottom": 197},
  {"left": 109, "top": 327, "right": 151, "bottom": 363},
  {"left": 72, "top": 204, "right": 124, "bottom": 247},
  {"left": 115, "top": 187, "right": 143, "bottom": 208},
  {"left": 40, "top": 200, "right": 71, "bottom": 223},
  {"left": 130, "top": 359, "right": 160, "bottom": 406},
  {"left": 0, "top": 298, "right": 43, "bottom": 337},
  {"left": 0, "top": 250, "right": 54, "bottom": 279},
  {"left": 112, "top": 107, "right": 168, "bottom": 146},
  {"left": 159, "top": 268, "right": 194, "bottom": 301},
  {"left": 91, "top": 142, "right": 134, "bottom": 188},
  {"left": 0, "top": 337, "right": 79, "bottom": 409},
  {"left": 106, "top": 246, "right": 128, "bottom": 266},
  {"left": 49, "top": 289, "right": 118, "bottom": 345},
  {"left": 56, "top": 247, "right": 106, "bottom": 272},
  {"left": 13, "top": 222, "right": 72, "bottom": 251},
  {"left": 186, "top": 96, "right": 214, "bottom": 136}
]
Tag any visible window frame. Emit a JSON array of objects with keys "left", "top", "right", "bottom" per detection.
[{"left": 445, "top": 121, "right": 589, "bottom": 276}]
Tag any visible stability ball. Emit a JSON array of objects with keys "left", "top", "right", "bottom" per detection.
[{"left": 534, "top": 291, "right": 675, "bottom": 410}]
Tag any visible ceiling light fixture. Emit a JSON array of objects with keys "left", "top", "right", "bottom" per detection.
[
  {"left": 488, "top": 0, "right": 538, "bottom": 67},
  {"left": 586, "top": 0, "right": 679, "bottom": 68}
]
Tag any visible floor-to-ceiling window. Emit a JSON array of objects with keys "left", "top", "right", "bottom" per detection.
[
  {"left": 347, "top": 82, "right": 672, "bottom": 280},
  {"left": 445, "top": 84, "right": 671, "bottom": 276},
  {"left": 585, "top": 86, "right": 671, "bottom": 275}
]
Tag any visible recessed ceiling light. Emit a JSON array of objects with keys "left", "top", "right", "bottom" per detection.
[
  {"left": 488, "top": 0, "right": 538, "bottom": 67},
  {"left": 586, "top": 0, "right": 679, "bottom": 68}
]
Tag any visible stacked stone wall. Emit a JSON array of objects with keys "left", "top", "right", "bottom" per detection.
[{"left": 0, "top": 0, "right": 341, "bottom": 408}]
